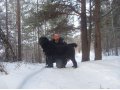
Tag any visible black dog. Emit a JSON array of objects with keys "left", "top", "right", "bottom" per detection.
[{"left": 39, "top": 36, "right": 78, "bottom": 68}]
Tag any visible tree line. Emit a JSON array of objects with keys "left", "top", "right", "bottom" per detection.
[{"left": 0, "top": 0, "right": 120, "bottom": 63}]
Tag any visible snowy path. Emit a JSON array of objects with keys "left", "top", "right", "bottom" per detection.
[
  {"left": 0, "top": 56, "right": 120, "bottom": 89},
  {"left": 18, "top": 66, "right": 45, "bottom": 89},
  {"left": 19, "top": 59, "right": 120, "bottom": 89}
]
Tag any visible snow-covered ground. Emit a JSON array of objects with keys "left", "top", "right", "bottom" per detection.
[{"left": 0, "top": 53, "right": 120, "bottom": 89}]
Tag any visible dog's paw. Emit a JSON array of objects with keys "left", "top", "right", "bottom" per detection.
[
  {"left": 45, "top": 66, "right": 53, "bottom": 68},
  {"left": 72, "top": 66, "right": 77, "bottom": 68}
]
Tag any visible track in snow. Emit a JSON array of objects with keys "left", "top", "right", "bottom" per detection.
[{"left": 18, "top": 66, "right": 45, "bottom": 89}]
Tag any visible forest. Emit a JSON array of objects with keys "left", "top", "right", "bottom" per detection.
[{"left": 0, "top": 0, "right": 120, "bottom": 63}]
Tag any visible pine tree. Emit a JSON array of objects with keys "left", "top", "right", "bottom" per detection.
[
  {"left": 16, "top": 0, "right": 22, "bottom": 61},
  {"left": 94, "top": 0, "right": 102, "bottom": 60},
  {"left": 81, "top": 0, "right": 89, "bottom": 61}
]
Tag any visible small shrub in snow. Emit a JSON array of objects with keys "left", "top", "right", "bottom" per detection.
[{"left": 0, "top": 64, "right": 8, "bottom": 75}]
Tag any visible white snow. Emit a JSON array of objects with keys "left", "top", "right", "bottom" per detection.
[
  {"left": 0, "top": 52, "right": 120, "bottom": 89},
  {"left": 0, "top": 49, "right": 4, "bottom": 53}
]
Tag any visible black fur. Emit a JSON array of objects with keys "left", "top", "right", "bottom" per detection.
[{"left": 39, "top": 36, "right": 78, "bottom": 68}]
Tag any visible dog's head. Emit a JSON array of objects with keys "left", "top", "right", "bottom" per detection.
[
  {"left": 39, "top": 36, "right": 52, "bottom": 55},
  {"left": 39, "top": 37, "right": 49, "bottom": 46}
]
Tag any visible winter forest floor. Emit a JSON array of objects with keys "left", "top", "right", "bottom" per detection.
[{"left": 0, "top": 53, "right": 120, "bottom": 89}]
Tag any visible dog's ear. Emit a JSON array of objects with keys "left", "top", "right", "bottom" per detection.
[
  {"left": 39, "top": 36, "right": 50, "bottom": 45},
  {"left": 39, "top": 37, "right": 45, "bottom": 45}
]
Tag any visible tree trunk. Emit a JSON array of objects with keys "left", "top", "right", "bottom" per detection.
[
  {"left": 16, "top": 0, "right": 22, "bottom": 61},
  {"left": 5, "top": 0, "right": 9, "bottom": 61},
  {"left": 94, "top": 0, "right": 102, "bottom": 60},
  {"left": 88, "top": 0, "right": 92, "bottom": 59},
  {"left": 0, "top": 28, "right": 16, "bottom": 61},
  {"left": 36, "top": 0, "right": 42, "bottom": 63},
  {"left": 81, "top": 0, "right": 89, "bottom": 61}
]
